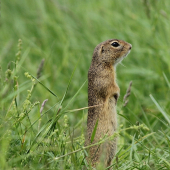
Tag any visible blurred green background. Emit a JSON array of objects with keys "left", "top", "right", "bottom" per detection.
[{"left": 1, "top": 0, "right": 170, "bottom": 169}]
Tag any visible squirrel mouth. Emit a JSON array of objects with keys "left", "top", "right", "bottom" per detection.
[
  {"left": 123, "top": 50, "right": 131, "bottom": 58},
  {"left": 113, "top": 50, "right": 131, "bottom": 67}
]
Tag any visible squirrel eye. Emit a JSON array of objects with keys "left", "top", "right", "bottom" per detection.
[{"left": 111, "top": 42, "right": 120, "bottom": 47}]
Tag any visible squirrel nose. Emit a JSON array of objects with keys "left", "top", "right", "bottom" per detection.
[{"left": 129, "top": 44, "right": 132, "bottom": 50}]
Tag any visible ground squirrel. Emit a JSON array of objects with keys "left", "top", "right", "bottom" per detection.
[{"left": 85, "top": 39, "right": 132, "bottom": 168}]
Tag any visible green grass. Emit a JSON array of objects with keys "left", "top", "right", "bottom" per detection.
[{"left": 1, "top": 0, "right": 170, "bottom": 169}]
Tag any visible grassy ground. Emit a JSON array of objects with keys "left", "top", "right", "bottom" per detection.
[{"left": 0, "top": 0, "right": 170, "bottom": 169}]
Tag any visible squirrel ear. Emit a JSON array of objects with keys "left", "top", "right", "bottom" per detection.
[{"left": 101, "top": 46, "right": 104, "bottom": 53}]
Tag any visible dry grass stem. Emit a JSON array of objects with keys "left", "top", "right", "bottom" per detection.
[
  {"left": 67, "top": 104, "right": 104, "bottom": 113},
  {"left": 37, "top": 59, "right": 45, "bottom": 79},
  {"left": 123, "top": 81, "right": 132, "bottom": 107},
  {"left": 40, "top": 99, "right": 48, "bottom": 113}
]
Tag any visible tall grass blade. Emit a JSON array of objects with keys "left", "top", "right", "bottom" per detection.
[
  {"left": 30, "top": 74, "right": 58, "bottom": 98},
  {"left": 150, "top": 94, "right": 170, "bottom": 124},
  {"left": 163, "top": 72, "right": 170, "bottom": 89},
  {"left": 91, "top": 119, "right": 98, "bottom": 143}
]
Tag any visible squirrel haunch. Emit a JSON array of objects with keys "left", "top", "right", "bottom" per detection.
[{"left": 85, "top": 39, "right": 132, "bottom": 168}]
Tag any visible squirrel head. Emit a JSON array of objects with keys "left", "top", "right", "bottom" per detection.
[{"left": 92, "top": 39, "right": 132, "bottom": 67}]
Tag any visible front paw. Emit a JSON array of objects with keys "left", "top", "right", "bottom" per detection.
[{"left": 113, "top": 93, "right": 119, "bottom": 104}]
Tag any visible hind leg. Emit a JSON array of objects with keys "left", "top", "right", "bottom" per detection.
[{"left": 105, "top": 138, "right": 117, "bottom": 169}]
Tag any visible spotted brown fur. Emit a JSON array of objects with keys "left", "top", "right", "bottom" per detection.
[{"left": 85, "top": 39, "right": 132, "bottom": 169}]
